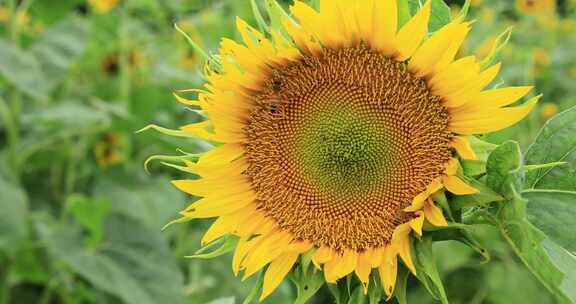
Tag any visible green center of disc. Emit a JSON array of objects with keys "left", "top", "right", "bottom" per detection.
[{"left": 297, "top": 103, "right": 391, "bottom": 196}]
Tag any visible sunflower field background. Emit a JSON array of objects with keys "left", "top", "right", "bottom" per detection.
[{"left": 0, "top": 0, "right": 575, "bottom": 303}]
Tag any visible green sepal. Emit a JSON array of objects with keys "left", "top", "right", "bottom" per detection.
[
  {"left": 290, "top": 261, "right": 325, "bottom": 304},
  {"left": 174, "top": 23, "right": 222, "bottom": 72},
  {"left": 393, "top": 265, "right": 409, "bottom": 304},
  {"left": 185, "top": 235, "right": 238, "bottom": 259},
  {"left": 450, "top": 177, "right": 504, "bottom": 209},
  {"left": 413, "top": 236, "right": 449, "bottom": 304},
  {"left": 265, "top": 0, "right": 293, "bottom": 40},
  {"left": 242, "top": 270, "right": 265, "bottom": 304},
  {"left": 143, "top": 153, "right": 200, "bottom": 173},
  {"left": 161, "top": 216, "right": 192, "bottom": 232},
  {"left": 479, "top": 27, "right": 513, "bottom": 69},
  {"left": 250, "top": 0, "right": 269, "bottom": 34},
  {"left": 425, "top": 224, "right": 490, "bottom": 263}
]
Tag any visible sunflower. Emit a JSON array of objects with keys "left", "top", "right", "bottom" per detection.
[
  {"left": 169, "top": 0, "right": 538, "bottom": 300},
  {"left": 88, "top": 0, "right": 119, "bottom": 14},
  {"left": 516, "top": 0, "right": 556, "bottom": 15}
]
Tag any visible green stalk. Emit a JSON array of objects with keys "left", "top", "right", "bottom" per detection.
[{"left": 0, "top": 95, "right": 19, "bottom": 176}]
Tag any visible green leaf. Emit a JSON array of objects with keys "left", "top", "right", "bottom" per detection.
[
  {"left": 393, "top": 265, "right": 409, "bottom": 304},
  {"left": 525, "top": 106, "right": 576, "bottom": 191},
  {"left": 428, "top": 0, "right": 452, "bottom": 32},
  {"left": 0, "top": 39, "right": 47, "bottom": 100},
  {"left": 291, "top": 262, "right": 324, "bottom": 304},
  {"left": 39, "top": 214, "right": 186, "bottom": 304},
  {"left": 486, "top": 141, "right": 523, "bottom": 199},
  {"left": 522, "top": 190, "right": 576, "bottom": 253},
  {"left": 413, "top": 236, "right": 448, "bottom": 304},
  {"left": 450, "top": 177, "right": 504, "bottom": 209},
  {"left": 460, "top": 159, "right": 486, "bottom": 177},
  {"left": 65, "top": 194, "right": 111, "bottom": 248},
  {"left": 93, "top": 174, "right": 186, "bottom": 229},
  {"left": 397, "top": 0, "right": 411, "bottom": 28},
  {"left": 346, "top": 285, "right": 367, "bottom": 304},
  {"left": 242, "top": 271, "right": 264, "bottom": 304},
  {"left": 407, "top": 0, "right": 451, "bottom": 32},
  {"left": 265, "top": 0, "right": 292, "bottom": 36},
  {"left": 0, "top": 174, "right": 28, "bottom": 255},
  {"left": 31, "top": 18, "right": 89, "bottom": 94},
  {"left": 486, "top": 142, "right": 572, "bottom": 303},
  {"left": 186, "top": 235, "right": 238, "bottom": 259},
  {"left": 542, "top": 240, "right": 576, "bottom": 303}
]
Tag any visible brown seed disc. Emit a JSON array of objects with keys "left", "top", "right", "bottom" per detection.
[{"left": 243, "top": 46, "right": 453, "bottom": 251}]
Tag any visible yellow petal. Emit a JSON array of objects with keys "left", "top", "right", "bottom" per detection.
[
  {"left": 318, "top": 0, "right": 349, "bottom": 47},
  {"left": 451, "top": 136, "right": 477, "bottom": 160},
  {"left": 281, "top": 16, "right": 321, "bottom": 55},
  {"left": 355, "top": 251, "right": 372, "bottom": 294},
  {"left": 235, "top": 17, "right": 275, "bottom": 62},
  {"left": 197, "top": 143, "right": 244, "bottom": 166},
  {"left": 355, "top": 0, "right": 375, "bottom": 44},
  {"left": 409, "top": 21, "right": 469, "bottom": 77},
  {"left": 432, "top": 22, "right": 471, "bottom": 73},
  {"left": 404, "top": 178, "right": 442, "bottom": 212},
  {"left": 460, "top": 86, "right": 533, "bottom": 111},
  {"left": 179, "top": 121, "right": 222, "bottom": 142},
  {"left": 202, "top": 215, "right": 238, "bottom": 245},
  {"left": 371, "top": 0, "right": 397, "bottom": 55},
  {"left": 409, "top": 212, "right": 425, "bottom": 236},
  {"left": 324, "top": 250, "right": 357, "bottom": 282},
  {"left": 395, "top": 0, "right": 431, "bottom": 61},
  {"left": 369, "top": 247, "right": 384, "bottom": 268},
  {"left": 442, "top": 175, "right": 478, "bottom": 195},
  {"left": 450, "top": 95, "right": 540, "bottom": 134},
  {"left": 379, "top": 245, "right": 398, "bottom": 298},
  {"left": 424, "top": 199, "right": 448, "bottom": 227},
  {"left": 260, "top": 251, "right": 300, "bottom": 301},
  {"left": 180, "top": 190, "right": 257, "bottom": 219},
  {"left": 233, "top": 236, "right": 260, "bottom": 275},
  {"left": 312, "top": 245, "right": 333, "bottom": 268},
  {"left": 444, "top": 158, "right": 460, "bottom": 176},
  {"left": 242, "top": 231, "right": 293, "bottom": 280},
  {"left": 219, "top": 38, "right": 264, "bottom": 75},
  {"left": 392, "top": 223, "right": 415, "bottom": 274}
]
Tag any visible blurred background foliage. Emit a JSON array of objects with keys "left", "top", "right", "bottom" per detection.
[{"left": 0, "top": 0, "right": 574, "bottom": 303}]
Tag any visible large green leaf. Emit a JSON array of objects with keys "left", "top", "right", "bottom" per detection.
[
  {"left": 93, "top": 173, "right": 186, "bottom": 229},
  {"left": 543, "top": 240, "right": 576, "bottom": 303},
  {"left": 523, "top": 190, "right": 576, "bottom": 254},
  {"left": 413, "top": 237, "right": 448, "bottom": 304},
  {"left": 486, "top": 141, "right": 572, "bottom": 303},
  {"left": 0, "top": 174, "right": 28, "bottom": 255},
  {"left": 31, "top": 18, "right": 89, "bottom": 93},
  {"left": 0, "top": 39, "right": 47, "bottom": 100},
  {"left": 525, "top": 106, "right": 576, "bottom": 191},
  {"left": 39, "top": 214, "right": 185, "bottom": 304}
]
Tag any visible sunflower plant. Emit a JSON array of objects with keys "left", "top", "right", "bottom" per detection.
[{"left": 143, "top": 0, "right": 576, "bottom": 303}]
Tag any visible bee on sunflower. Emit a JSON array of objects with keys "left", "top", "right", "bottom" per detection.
[{"left": 145, "top": 0, "right": 539, "bottom": 301}]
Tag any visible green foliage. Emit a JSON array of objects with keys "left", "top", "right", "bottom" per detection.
[
  {"left": 1, "top": 0, "right": 576, "bottom": 303},
  {"left": 525, "top": 106, "right": 576, "bottom": 191}
]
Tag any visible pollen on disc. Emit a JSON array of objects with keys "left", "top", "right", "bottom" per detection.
[{"left": 244, "top": 46, "right": 453, "bottom": 252}]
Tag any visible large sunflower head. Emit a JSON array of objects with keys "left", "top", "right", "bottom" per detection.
[{"left": 167, "top": 0, "right": 538, "bottom": 300}]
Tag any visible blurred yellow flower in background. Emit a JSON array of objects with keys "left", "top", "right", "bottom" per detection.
[
  {"left": 540, "top": 103, "right": 559, "bottom": 120},
  {"left": 533, "top": 48, "right": 551, "bottom": 66},
  {"left": 516, "top": 0, "right": 556, "bottom": 14},
  {"left": 94, "top": 133, "right": 125, "bottom": 167},
  {"left": 89, "top": 0, "right": 119, "bottom": 14},
  {"left": 0, "top": 6, "right": 29, "bottom": 26}
]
